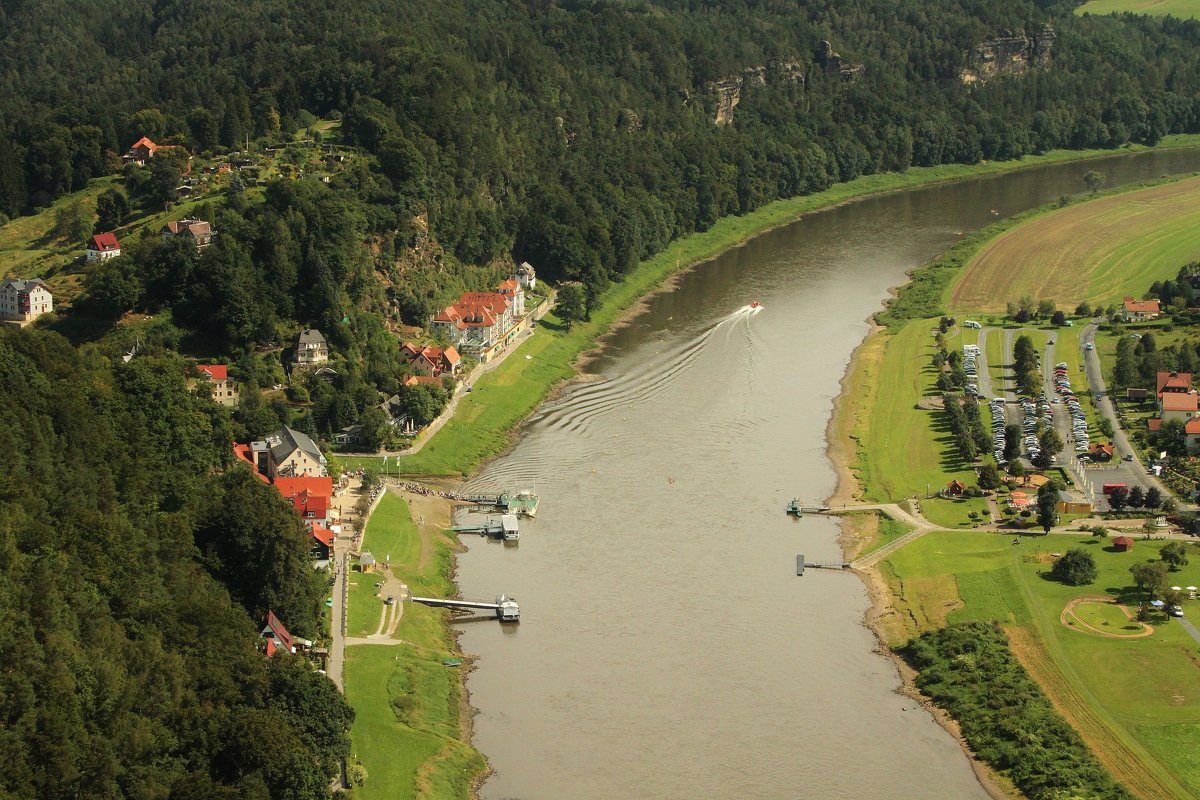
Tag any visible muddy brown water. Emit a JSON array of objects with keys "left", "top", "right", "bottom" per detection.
[{"left": 455, "top": 151, "right": 1200, "bottom": 799}]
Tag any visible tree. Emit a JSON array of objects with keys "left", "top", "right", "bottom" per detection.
[
  {"left": 1008, "top": 458, "right": 1027, "bottom": 482},
  {"left": 1075, "top": 301, "right": 1092, "bottom": 317},
  {"left": 1129, "top": 560, "right": 1168, "bottom": 597},
  {"left": 1050, "top": 549, "right": 1097, "bottom": 585},
  {"left": 555, "top": 282, "right": 586, "bottom": 330},
  {"left": 94, "top": 188, "right": 129, "bottom": 232},
  {"left": 1128, "top": 485, "right": 1145, "bottom": 509},
  {"left": 1084, "top": 170, "right": 1104, "bottom": 193},
  {"left": 1160, "top": 541, "right": 1190, "bottom": 571},
  {"left": 1050, "top": 310, "right": 1066, "bottom": 326},
  {"left": 399, "top": 383, "right": 447, "bottom": 427},
  {"left": 54, "top": 197, "right": 92, "bottom": 242},
  {"left": 1036, "top": 482, "right": 1058, "bottom": 533},
  {"left": 1038, "top": 427, "right": 1063, "bottom": 458},
  {"left": 1036, "top": 299, "right": 1056, "bottom": 319},
  {"left": 1145, "top": 486, "right": 1163, "bottom": 509},
  {"left": 1108, "top": 485, "right": 1129, "bottom": 511},
  {"left": 977, "top": 463, "right": 1000, "bottom": 490},
  {"left": 1004, "top": 424, "right": 1021, "bottom": 462}
]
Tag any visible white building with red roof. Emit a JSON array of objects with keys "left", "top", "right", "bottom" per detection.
[
  {"left": 124, "top": 136, "right": 159, "bottom": 165},
  {"left": 1122, "top": 297, "right": 1162, "bottom": 322},
  {"left": 194, "top": 364, "right": 239, "bottom": 407},
  {"left": 87, "top": 232, "right": 121, "bottom": 262},
  {"left": 430, "top": 278, "right": 533, "bottom": 362}
]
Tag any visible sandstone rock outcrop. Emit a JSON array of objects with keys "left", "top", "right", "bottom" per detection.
[
  {"left": 813, "top": 41, "right": 864, "bottom": 82},
  {"left": 960, "top": 24, "right": 1054, "bottom": 84},
  {"left": 709, "top": 59, "right": 804, "bottom": 125}
]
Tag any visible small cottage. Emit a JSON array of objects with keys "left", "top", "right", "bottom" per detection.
[
  {"left": 1112, "top": 536, "right": 1134, "bottom": 552},
  {"left": 87, "top": 232, "right": 122, "bottom": 262}
]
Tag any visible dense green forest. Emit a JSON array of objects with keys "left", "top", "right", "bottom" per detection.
[
  {"left": 5, "top": 0, "right": 1200, "bottom": 313},
  {"left": 0, "top": 328, "right": 351, "bottom": 798}
]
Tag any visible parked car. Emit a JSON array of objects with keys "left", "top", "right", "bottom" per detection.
[
  {"left": 1169, "top": 605, "right": 1184, "bottom": 618},
  {"left": 384, "top": 596, "right": 395, "bottom": 605}
]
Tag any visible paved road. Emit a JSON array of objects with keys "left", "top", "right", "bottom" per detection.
[
  {"left": 1079, "top": 323, "right": 1172, "bottom": 503},
  {"left": 1177, "top": 616, "right": 1200, "bottom": 647}
]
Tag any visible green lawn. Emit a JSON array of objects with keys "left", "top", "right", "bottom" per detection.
[
  {"left": 1077, "top": 0, "right": 1200, "bottom": 18},
  {"left": 343, "top": 491, "right": 486, "bottom": 799},
  {"left": 852, "top": 319, "right": 983, "bottom": 502},
  {"left": 922, "top": 496, "right": 993, "bottom": 529},
  {"left": 882, "top": 531, "right": 1200, "bottom": 798}
]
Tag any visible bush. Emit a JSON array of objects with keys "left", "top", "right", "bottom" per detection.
[{"left": 1050, "top": 549, "right": 1098, "bottom": 585}]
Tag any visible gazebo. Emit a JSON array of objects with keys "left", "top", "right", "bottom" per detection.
[
  {"left": 1112, "top": 536, "right": 1134, "bottom": 552},
  {"left": 946, "top": 480, "right": 966, "bottom": 497}
]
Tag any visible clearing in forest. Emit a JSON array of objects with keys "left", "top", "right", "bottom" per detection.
[{"left": 948, "top": 175, "right": 1200, "bottom": 313}]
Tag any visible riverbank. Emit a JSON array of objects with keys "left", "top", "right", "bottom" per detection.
[{"left": 350, "top": 137, "right": 1200, "bottom": 799}]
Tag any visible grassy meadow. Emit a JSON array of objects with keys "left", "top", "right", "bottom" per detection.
[
  {"left": 1077, "top": 0, "right": 1200, "bottom": 19},
  {"left": 881, "top": 531, "right": 1200, "bottom": 799},
  {"left": 948, "top": 175, "right": 1200, "bottom": 313},
  {"left": 343, "top": 491, "right": 487, "bottom": 799}
]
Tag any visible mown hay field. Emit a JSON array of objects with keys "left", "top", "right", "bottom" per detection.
[
  {"left": 1077, "top": 0, "right": 1200, "bottom": 19},
  {"left": 948, "top": 175, "right": 1200, "bottom": 313}
]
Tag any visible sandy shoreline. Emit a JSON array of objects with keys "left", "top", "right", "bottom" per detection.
[{"left": 825, "top": 311, "right": 1015, "bottom": 798}]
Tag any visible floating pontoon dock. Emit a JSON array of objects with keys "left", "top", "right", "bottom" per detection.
[{"left": 410, "top": 594, "right": 520, "bottom": 622}]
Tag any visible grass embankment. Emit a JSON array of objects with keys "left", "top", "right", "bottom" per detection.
[
  {"left": 344, "top": 492, "right": 486, "bottom": 799},
  {"left": 949, "top": 175, "right": 1200, "bottom": 313},
  {"left": 1078, "top": 0, "right": 1200, "bottom": 19},
  {"left": 838, "top": 510, "right": 913, "bottom": 560},
  {"left": 881, "top": 531, "right": 1200, "bottom": 799}
]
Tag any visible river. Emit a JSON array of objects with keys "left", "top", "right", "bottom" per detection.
[{"left": 455, "top": 150, "right": 1200, "bottom": 799}]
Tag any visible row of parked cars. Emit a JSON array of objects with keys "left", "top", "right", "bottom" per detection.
[
  {"left": 990, "top": 395, "right": 1008, "bottom": 464},
  {"left": 1020, "top": 394, "right": 1054, "bottom": 463},
  {"left": 964, "top": 344, "right": 981, "bottom": 397},
  {"left": 1054, "top": 361, "right": 1091, "bottom": 456}
]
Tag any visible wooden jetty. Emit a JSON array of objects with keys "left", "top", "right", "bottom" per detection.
[{"left": 796, "top": 554, "right": 850, "bottom": 576}]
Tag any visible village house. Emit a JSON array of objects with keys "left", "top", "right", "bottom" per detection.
[
  {"left": 262, "top": 609, "right": 294, "bottom": 656},
  {"left": 380, "top": 393, "right": 417, "bottom": 434},
  {"left": 123, "top": 136, "right": 158, "bottom": 166},
  {"left": 401, "top": 342, "right": 462, "bottom": 378},
  {"left": 248, "top": 426, "right": 328, "bottom": 478},
  {"left": 1160, "top": 392, "right": 1199, "bottom": 424},
  {"left": 1088, "top": 442, "right": 1114, "bottom": 462},
  {"left": 1055, "top": 491, "right": 1093, "bottom": 515},
  {"left": 1156, "top": 371, "right": 1193, "bottom": 409},
  {"left": 274, "top": 475, "right": 333, "bottom": 526},
  {"left": 87, "top": 232, "right": 121, "bottom": 262},
  {"left": 514, "top": 261, "right": 537, "bottom": 289},
  {"left": 1121, "top": 297, "right": 1162, "bottom": 322},
  {"left": 308, "top": 523, "right": 336, "bottom": 561},
  {"left": 194, "top": 364, "right": 239, "bottom": 407},
  {"left": 294, "top": 328, "right": 329, "bottom": 366},
  {"left": 497, "top": 278, "right": 526, "bottom": 316},
  {"left": 160, "top": 218, "right": 215, "bottom": 248},
  {"left": 0, "top": 278, "right": 52, "bottom": 323}
]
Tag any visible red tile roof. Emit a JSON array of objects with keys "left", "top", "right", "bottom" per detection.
[
  {"left": 1090, "top": 443, "right": 1114, "bottom": 456},
  {"left": 1186, "top": 419, "right": 1200, "bottom": 435},
  {"left": 196, "top": 364, "right": 228, "bottom": 382},
  {"left": 273, "top": 476, "right": 332, "bottom": 519},
  {"left": 264, "top": 610, "right": 293, "bottom": 654},
  {"left": 232, "top": 441, "right": 271, "bottom": 483},
  {"left": 404, "top": 375, "right": 443, "bottom": 387},
  {"left": 498, "top": 278, "right": 521, "bottom": 292},
  {"left": 309, "top": 523, "right": 336, "bottom": 547},
  {"left": 90, "top": 232, "right": 120, "bottom": 252},
  {"left": 432, "top": 292, "right": 511, "bottom": 329},
  {"left": 1123, "top": 297, "right": 1161, "bottom": 315},
  {"left": 1112, "top": 536, "right": 1134, "bottom": 547},
  {"left": 130, "top": 136, "right": 158, "bottom": 154},
  {"left": 1162, "top": 393, "right": 1198, "bottom": 413},
  {"left": 1157, "top": 371, "right": 1193, "bottom": 395},
  {"left": 401, "top": 343, "right": 462, "bottom": 373}
]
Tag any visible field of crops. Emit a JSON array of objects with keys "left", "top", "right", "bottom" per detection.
[
  {"left": 948, "top": 176, "right": 1200, "bottom": 313},
  {"left": 1077, "top": 0, "right": 1200, "bottom": 19}
]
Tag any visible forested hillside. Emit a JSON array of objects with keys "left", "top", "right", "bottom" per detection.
[
  {"left": 3, "top": 0, "right": 1200, "bottom": 312},
  {"left": 0, "top": 329, "right": 351, "bottom": 798}
]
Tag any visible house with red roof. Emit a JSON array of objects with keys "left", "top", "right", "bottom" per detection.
[
  {"left": 1185, "top": 418, "right": 1200, "bottom": 455},
  {"left": 1161, "top": 391, "right": 1199, "bottom": 423},
  {"left": 1122, "top": 297, "right": 1161, "bottom": 322},
  {"left": 161, "top": 218, "right": 215, "bottom": 248},
  {"left": 308, "top": 523, "right": 336, "bottom": 560},
  {"left": 232, "top": 441, "right": 271, "bottom": 483},
  {"left": 1088, "top": 442, "right": 1114, "bottom": 462},
  {"left": 401, "top": 342, "right": 462, "bottom": 378},
  {"left": 124, "top": 136, "right": 159, "bottom": 165},
  {"left": 430, "top": 277, "right": 534, "bottom": 362},
  {"left": 194, "top": 364, "right": 239, "bottom": 407},
  {"left": 274, "top": 475, "right": 333, "bottom": 526},
  {"left": 497, "top": 278, "right": 525, "bottom": 316},
  {"left": 87, "top": 232, "right": 121, "bottom": 263},
  {"left": 262, "top": 610, "right": 294, "bottom": 656},
  {"left": 403, "top": 375, "right": 443, "bottom": 388}
]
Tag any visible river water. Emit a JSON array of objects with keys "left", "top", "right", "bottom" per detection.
[{"left": 455, "top": 151, "right": 1200, "bottom": 799}]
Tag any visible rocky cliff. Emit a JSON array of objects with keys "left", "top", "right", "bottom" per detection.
[
  {"left": 709, "top": 58, "right": 804, "bottom": 125},
  {"left": 813, "top": 41, "right": 864, "bottom": 82},
  {"left": 960, "top": 24, "right": 1054, "bottom": 84}
]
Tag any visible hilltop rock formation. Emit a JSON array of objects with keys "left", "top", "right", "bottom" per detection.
[
  {"left": 961, "top": 24, "right": 1055, "bottom": 84},
  {"left": 813, "top": 40, "right": 864, "bottom": 82}
]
